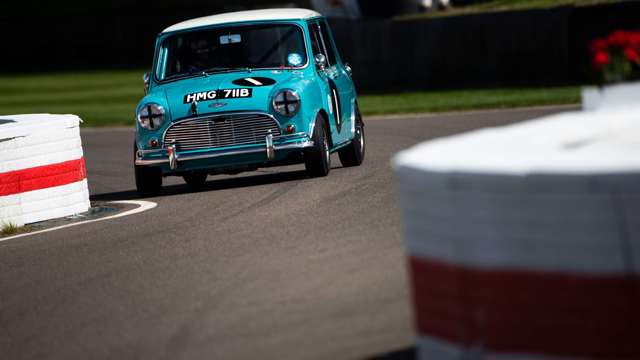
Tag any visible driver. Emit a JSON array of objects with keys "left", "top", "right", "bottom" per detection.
[{"left": 186, "top": 39, "right": 212, "bottom": 73}]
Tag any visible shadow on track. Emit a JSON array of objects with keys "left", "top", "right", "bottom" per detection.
[
  {"left": 90, "top": 168, "right": 313, "bottom": 202},
  {"left": 364, "top": 346, "right": 416, "bottom": 360}
]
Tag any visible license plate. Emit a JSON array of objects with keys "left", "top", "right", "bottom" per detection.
[{"left": 184, "top": 88, "right": 252, "bottom": 104}]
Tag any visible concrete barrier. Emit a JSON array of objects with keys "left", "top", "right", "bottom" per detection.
[
  {"left": 0, "top": 114, "right": 90, "bottom": 227},
  {"left": 393, "top": 99, "right": 640, "bottom": 358}
]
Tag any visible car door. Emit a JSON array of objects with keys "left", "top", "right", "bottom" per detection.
[{"left": 308, "top": 19, "right": 355, "bottom": 145}]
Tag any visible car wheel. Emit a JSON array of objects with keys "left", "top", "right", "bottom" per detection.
[
  {"left": 183, "top": 170, "right": 208, "bottom": 190},
  {"left": 305, "top": 115, "right": 331, "bottom": 177},
  {"left": 338, "top": 107, "right": 365, "bottom": 167},
  {"left": 134, "top": 143, "right": 162, "bottom": 197}
]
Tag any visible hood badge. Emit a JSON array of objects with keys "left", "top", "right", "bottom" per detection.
[
  {"left": 209, "top": 102, "right": 228, "bottom": 109},
  {"left": 190, "top": 100, "right": 198, "bottom": 116}
]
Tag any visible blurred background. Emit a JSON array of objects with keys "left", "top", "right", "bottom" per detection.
[
  {"left": 2, "top": 3, "right": 640, "bottom": 360},
  {"left": 1, "top": 0, "right": 638, "bottom": 125},
  {"left": 2, "top": 0, "right": 638, "bottom": 89}
]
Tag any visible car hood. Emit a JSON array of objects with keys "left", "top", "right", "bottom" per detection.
[{"left": 161, "top": 70, "right": 305, "bottom": 120}]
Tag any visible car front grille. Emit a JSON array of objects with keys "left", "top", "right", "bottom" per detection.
[{"left": 164, "top": 113, "right": 281, "bottom": 151}]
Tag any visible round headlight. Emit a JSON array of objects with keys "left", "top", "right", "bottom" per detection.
[
  {"left": 137, "top": 103, "right": 165, "bottom": 130},
  {"left": 273, "top": 90, "right": 300, "bottom": 117}
]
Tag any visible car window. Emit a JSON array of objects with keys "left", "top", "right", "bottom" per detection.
[
  {"left": 309, "top": 21, "right": 336, "bottom": 68},
  {"left": 309, "top": 23, "right": 325, "bottom": 60},
  {"left": 318, "top": 21, "right": 338, "bottom": 67},
  {"left": 158, "top": 24, "right": 307, "bottom": 81}
]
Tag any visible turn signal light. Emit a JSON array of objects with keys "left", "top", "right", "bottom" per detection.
[
  {"left": 286, "top": 124, "right": 296, "bottom": 134},
  {"left": 149, "top": 138, "right": 159, "bottom": 147}
]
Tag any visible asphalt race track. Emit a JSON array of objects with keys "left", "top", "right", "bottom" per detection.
[{"left": 0, "top": 106, "right": 576, "bottom": 360}]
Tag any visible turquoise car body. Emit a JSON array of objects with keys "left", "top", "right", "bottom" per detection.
[{"left": 134, "top": 10, "right": 358, "bottom": 176}]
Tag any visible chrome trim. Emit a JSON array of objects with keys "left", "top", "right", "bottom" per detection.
[
  {"left": 143, "top": 72, "right": 150, "bottom": 95},
  {"left": 162, "top": 112, "right": 282, "bottom": 143},
  {"left": 266, "top": 132, "right": 275, "bottom": 160},
  {"left": 138, "top": 148, "right": 162, "bottom": 156},
  {"left": 134, "top": 140, "right": 314, "bottom": 166},
  {"left": 167, "top": 145, "right": 177, "bottom": 170},
  {"left": 138, "top": 103, "right": 165, "bottom": 130},
  {"left": 136, "top": 132, "right": 309, "bottom": 158},
  {"left": 163, "top": 112, "right": 283, "bottom": 152},
  {"left": 272, "top": 89, "right": 300, "bottom": 117},
  {"left": 274, "top": 141, "right": 314, "bottom": 151},
  {"left": 274, "top": 132, "right": 307, "bottom": 140},
  {"left": 314, "top": 53, "right": 327, "bottom": 71}
]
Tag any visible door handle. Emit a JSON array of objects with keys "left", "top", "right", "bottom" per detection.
[{"left": 345, "top": 63, "right": 352, "bottom": 77}]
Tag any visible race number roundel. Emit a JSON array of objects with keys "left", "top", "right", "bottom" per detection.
[{"left": 287, "top": 53, "right": 303, "bottom": 67}]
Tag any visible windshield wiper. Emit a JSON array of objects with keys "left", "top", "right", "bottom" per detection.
[
  {"left": 203, "top": 67, "right": 252, "bottom": 74},
  {"left": 160, "top": 67, "right": 252, "bottom": 83},
  {"left": 161, "top": 71, "right": 205, "bottom": 82}
]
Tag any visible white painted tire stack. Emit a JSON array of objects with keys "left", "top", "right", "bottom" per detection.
[
  {"left": 0, "top": 114, "right": 90, "bottom": 227},
  {"left": 393, "top": 95, "right": 640, "bottom": 359}
]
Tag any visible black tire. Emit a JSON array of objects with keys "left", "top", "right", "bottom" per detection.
[
  {"left": 183, "top": 170, "right": 208, "bottom": 190},
  {"left": 134, "top": 144, "right": 162, "bottom": 197},
  {"left": 338, "top": 107, "right": 365, "bottom": 167},
  {"left": 305, "top": 115, "right": 331, "bottom": 177}
]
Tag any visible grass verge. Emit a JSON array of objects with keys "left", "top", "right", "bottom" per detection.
[
  {"left": 359, "top": 87, "right": 580, "bottom": 116},
  {"left": 0, "top": 70, "right": 580, "bottom": 126},
  {"left": 1, "top": 222, "right": 32, "bottom": 237},
  {"left": 0, "top": 70, "right": 143, "bottom": 127}
]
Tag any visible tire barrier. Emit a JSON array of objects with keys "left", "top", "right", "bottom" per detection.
[
  {"left": 393, "top": 106, "right": 640, "bottom": 359},
  {"left": 0, "top": 114, "right": 90, "bottom": 227}
]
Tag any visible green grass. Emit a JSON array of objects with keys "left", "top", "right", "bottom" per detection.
[
  {"left": 359, "top": 87, "right": 580, "bottom": 116},
  {"left": 396, "top": 0, "right": 621, "bottom": 20},
  {"left": 0, "top": 70, "right": 144, "bottom": 127},
  {"left": 1, "top": 222, "right": 31, "bottom": 237},
  {"left": 0, "top": 70, "right": 580, "bottom": 126}
]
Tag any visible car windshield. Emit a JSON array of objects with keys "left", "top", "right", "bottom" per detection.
[{"left": 157, "top": 24, "right": 308, "bottom": 81}]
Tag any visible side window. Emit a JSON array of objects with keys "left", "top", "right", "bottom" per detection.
[
  {"left": 308, "top": 21, "right": 337, "bottom": 68},
  {"left": 309, "top": 22, "right": 324, "bottom": 59},
  {"left": 318, "top": 21, "right": 337, "bottom": 67}
]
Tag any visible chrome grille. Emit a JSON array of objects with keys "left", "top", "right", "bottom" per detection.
[{"left": 164, "top": 113, "right": 281, "bottom": 151}]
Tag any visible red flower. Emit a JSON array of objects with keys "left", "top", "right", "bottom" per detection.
[
  {"left": 590, "top": 38, "right": 608, "bottom": 53},
  {"left": 607, "top": 30, "right": 630, "bottom": 47},
  {"left": 624, "top": 47, "right": 640, "bottom": 63},
  {"left": 593, "top": 51, "right": 610, "bottom": 69}
]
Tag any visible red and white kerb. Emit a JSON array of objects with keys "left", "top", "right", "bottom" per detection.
[
  {"left": 0, "top": 114, "right": 90, "bottom": 227},
  {"left": 393, "top": 109, "right": 640, "bottom": 360}
]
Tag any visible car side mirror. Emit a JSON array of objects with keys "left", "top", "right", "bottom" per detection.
[
  {"left": 345, "top": 63, "right": 353, "bottom": 77},
  {"left": 315, "top": 54, "right": 327, "bottom": 71},
  {"left": 143, "top": 72, "right": 150, "bottom": 94}
]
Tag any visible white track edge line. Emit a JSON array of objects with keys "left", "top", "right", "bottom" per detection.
[{"left": 0, "top": 200, "right": 157, "bottom": 243}]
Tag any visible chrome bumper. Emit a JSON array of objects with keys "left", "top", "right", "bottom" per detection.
[{"left": 135, "top": 134, "right": 313, "bottom": 168}]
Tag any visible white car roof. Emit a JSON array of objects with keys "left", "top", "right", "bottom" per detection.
[{"left": 162, "top": 8, "right": 322, "bottom": 33}]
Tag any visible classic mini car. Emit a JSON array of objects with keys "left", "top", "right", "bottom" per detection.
[{"left": 134, "top": 8, "right": 365, "bottom": 195}]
